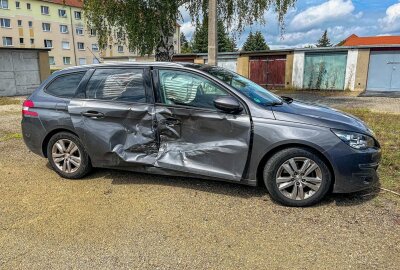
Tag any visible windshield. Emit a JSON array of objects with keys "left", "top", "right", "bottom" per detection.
[{"left": 188, "top": 65, "right": 283, "bottom": 106}]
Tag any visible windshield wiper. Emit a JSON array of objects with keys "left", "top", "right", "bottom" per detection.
[{"left": 280, "top": 96, "right": 294, "bottom": 104}]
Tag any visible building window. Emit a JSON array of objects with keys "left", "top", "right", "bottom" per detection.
[
  {"left": 62, "top": 41, "right": 70, "bottom": 49},
  {"left": 74, "top": 11, "right": 81, "bottom": 20},
  {"left": 2, "top": 37, "right": 12, "bottom": 46},
  {"left": 58, "top": 9, "right": 67, "bottom": 18},
  {"left": 63, "top": 57, "right": 71, "bottom": 65},
  {"left": 79, "top": 58, "right": 86, "bottom": 65},
  {"left": 0, "top": 0, "right": 8, "bottom": 9},
  {"left": 77, "top": 42, "right": 85, "bottom": 50},
  {"left": 30, "top": 38, "right": 34, "bottom": 45},
  {"left": 60, "top": 25, "right": 68, "bottom": 33},
  {"left": 44, "top": 39, "right": 53, "bottom": 48},
  {"left": 91, "top": 44, "right": 99, "bottom": 51},
  {"left": 118, "top": 46, "right": 124, "bottom": 53},
  {"left": 0, "top": 18, "right": 11, "bottom": 28},
  {"left": 41, "top": 6, "right": 49, "bottom": 15},
  {"left": 17, "top": 20, "right": 22, "bottom": 27},
  {"left": 42, "top": 23, "right": 51, "bottom": 32},
  {"left": 15, "top": 1, "right": 20, "bottom": 9},
  {"left": 49, "top": 56, "right": 55, "bottom": 65},
  {"left": 75, "top": 27, "right": 83, "bottom": 35},
  {"left": 93, "top": 58, "right": 100, "bottom": 64},
  {"left": 27, "top": 3, "right": 31, "bottom": 10},
  {"left": 19, "top": 37, "right": 24, "bottom": 44},
  {"left": 28, "top": 21, "right": 32, "bottom": 28},
  {"left": 90, "top": 29, "right": 96, "bottom": 36}
]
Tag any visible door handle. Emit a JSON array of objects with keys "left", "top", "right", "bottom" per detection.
[{"left": 82, "top": 111, "right": 105, "bottom": 119}]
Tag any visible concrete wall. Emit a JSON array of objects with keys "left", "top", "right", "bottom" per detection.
[
  {"left": 0, "top": 49, "right": 48, "bottom": 96},
  {"left": 292, "top": 51, "right": 305, "bottom": 88},
  {"left": 354, "top": 49, "right": 370, "bottom": 91},
  {"left": 344, "top": 49, "right": 359, "bottom": 90}
]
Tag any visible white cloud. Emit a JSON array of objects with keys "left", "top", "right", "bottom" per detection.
[
  {"left": 379, "top": 1, "right": 400, "bottom": 32},
  {"left": 289, "top": 0, "right": 355, "bottom": 31},
  {"left": 180, "top": 22, "right": 196, "bottom": 39}
]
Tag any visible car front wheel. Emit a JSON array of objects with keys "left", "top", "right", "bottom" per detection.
[
  {"left": 47, "top": 132, "right": 92, "bottom": 179},
  {"left": 263, "top": 147, "right": 332, "bottom": 207}
]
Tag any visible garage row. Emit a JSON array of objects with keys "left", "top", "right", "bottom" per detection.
[{"left": 173, "top": 46, "right": 400, "bottom": 92}]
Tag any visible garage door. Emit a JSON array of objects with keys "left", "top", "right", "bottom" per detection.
[
  {"left": 0, "top": 50, "right": 41, "bottom": 96},
  {"left": 249, "top": 55, "right": 286, "bottom": 88},
  {"left": 303, "top": 52, "right": 347, "bottom": 90},
  {"left": 367, "top": 51, "right": 400, "bottom": 92}
]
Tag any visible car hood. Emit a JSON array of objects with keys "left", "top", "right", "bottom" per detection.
[{"left": 271, "top": 100, "right": 371, "bottom": 134}]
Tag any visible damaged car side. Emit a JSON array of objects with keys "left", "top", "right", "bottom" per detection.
[{"left": 21, "top": 62, "right": 381, "bottom": 207}]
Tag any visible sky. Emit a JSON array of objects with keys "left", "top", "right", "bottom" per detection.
[{"left": 179, "top": 0, "right": 400, "bottom": 49}]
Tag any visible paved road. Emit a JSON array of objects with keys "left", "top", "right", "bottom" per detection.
[{"left": 0, "top": 101, "right": 399, "bottom": 269}]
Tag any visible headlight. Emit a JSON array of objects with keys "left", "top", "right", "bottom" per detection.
[{"left": 331, "top": 129, "right": 375, "bottom": 150}]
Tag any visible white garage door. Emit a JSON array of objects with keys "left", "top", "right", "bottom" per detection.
[{"left": 367, "top": 51, "right": 400, "bottom": 92}]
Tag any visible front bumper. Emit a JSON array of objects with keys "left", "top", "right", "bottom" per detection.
[{"left": 326, "top": 143, "right": 381, "bottom": 193}]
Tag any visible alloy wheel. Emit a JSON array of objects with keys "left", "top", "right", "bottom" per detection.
[
  {"left": 51, "top": 139, "right": 81, "bottom": 173},
  {"left": 275, "top": 157, "right": 322, "bottom": 201}
]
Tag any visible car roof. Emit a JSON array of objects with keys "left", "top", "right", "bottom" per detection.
[{"left": 60, "top": 61, "right": 187, "bottom": 72}]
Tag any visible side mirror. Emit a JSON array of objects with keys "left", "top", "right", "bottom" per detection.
[{"left": 214, "top": 96, "right": 243, "bottom": 113}]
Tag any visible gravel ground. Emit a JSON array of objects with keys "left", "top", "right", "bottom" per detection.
[{"left": 1, "top": 99, "right": 399, "bottom": 269}]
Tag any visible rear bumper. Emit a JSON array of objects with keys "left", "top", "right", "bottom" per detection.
[
  {"left": 327, "top": 143, "right": 381, "bottom": 193},
  {"left": 21, "top": 116, "right": 46, "bottom": 157}
]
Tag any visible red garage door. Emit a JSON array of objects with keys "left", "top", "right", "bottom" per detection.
[{"left": 249, "top": 55, "right": 286, "bottom": 88}]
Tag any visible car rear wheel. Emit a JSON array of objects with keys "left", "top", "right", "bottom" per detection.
[
  {"left": 263, "top": 147, "right": 332, "bottom": 207},
  {"left": 47, "top": 132, "right": 92, "bottom": 179}
]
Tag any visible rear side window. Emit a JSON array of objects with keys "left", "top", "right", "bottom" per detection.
[
  {"left": 45, "top": 72, "right": 86, "bottom": 98},
  {"left": 85, "top": 68, "right": 146, "bottom": 102}
]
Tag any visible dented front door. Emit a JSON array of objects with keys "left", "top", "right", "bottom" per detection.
[{"left": 153, "top": 69, "right": 252, "bottom": 181}]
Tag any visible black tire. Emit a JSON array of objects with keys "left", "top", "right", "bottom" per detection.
[
  {"left": 47, "top": 132, "right": 92, "bottom": 179},
  {"left": 263, "top": 147, "right": 332, "bottom": 207}
]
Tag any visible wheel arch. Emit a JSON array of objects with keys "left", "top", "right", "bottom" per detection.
[
  {"left": 256, "top": 142, "right": 336, "bottom": 190},
  {"left": 41, "top": 128, "right": 80, "bottom": 158}
]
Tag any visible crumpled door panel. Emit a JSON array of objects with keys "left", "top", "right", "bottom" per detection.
[{"left": 154, "top": 106, "right": 251, "bottom": 181}]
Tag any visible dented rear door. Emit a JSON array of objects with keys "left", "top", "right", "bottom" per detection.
[
  {"left": 68, "top": 67, "right": 158, "bottom": 167},
  {"left": 153, "top": 68, "right": 251, "bottom": 181}
]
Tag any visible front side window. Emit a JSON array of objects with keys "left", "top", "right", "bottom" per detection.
[
  {"left": 158, "top": 70, "right": 230, "bottom": 109},
  {"left": 85, "top": 68, "right": 146, "bottom": 102},
  {"left": 46, "top": 72, "right": 85, "bottom": 98},
  {"left": 44, "top": 39, "right": 52, "bottom": 48},
  {"left": 196, "top": 66, "right": 283, "bottom": 107},
  {"left": 0, "top": 18, "right": 10, "bottom": 28},
  {"left": 2, "top": 36, "right": 12, "bottom": 46},
  {"left": 42, "top": 22, "right": 51, "bottom": 31},
  {"left": 0, "top": 0, "right": 8, "bottom": 9},
  {"left": 41, "top": 6, "right": 49, "bottom": 15}
]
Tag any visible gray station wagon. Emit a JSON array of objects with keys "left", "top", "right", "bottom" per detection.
[{"left": 21, "top": 62, "right": 381, "bottom": 206}]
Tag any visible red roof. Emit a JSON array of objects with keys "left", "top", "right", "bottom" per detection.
[
  {"left": 341, "top": 34, "right": 400, "bottom": 46},
  {"left": 41, "top": 0, "right": 83, "bottom": 8}
]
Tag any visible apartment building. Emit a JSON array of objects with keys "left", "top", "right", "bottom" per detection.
[{"left": 0, "top": 0, "right": 181, "bottom": 70}]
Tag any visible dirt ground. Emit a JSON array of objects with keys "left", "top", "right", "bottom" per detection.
[{"left": 0, "top": 97, "right": 399, "bottom": 269}]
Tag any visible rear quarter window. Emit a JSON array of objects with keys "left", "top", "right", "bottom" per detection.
[{"left": 45, "top": 72, "right": 86, "bottom": 98}]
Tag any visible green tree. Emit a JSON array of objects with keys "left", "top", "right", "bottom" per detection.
[
  {"left": 192, "top": 17, "right": 236, "bottom": 53},
  {"left": 83, "top": 0, "right": 296, "bottom": 61},
  {"left": 316, "top": 30, "right": 332, "bottom": 47},
  {"left": 242, "top": 31, "right": 269, "bottom": 51},
  {"left": 180, "top": 32, "right": 192, "bottom": 53}
]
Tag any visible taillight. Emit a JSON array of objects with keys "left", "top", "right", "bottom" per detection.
[{"left": 22, "top": 100, "right": 38, "bottom": 117}]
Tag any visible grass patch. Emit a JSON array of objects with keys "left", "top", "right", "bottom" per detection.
[
  {"left": 343, "top": 108, "right": 400, "bottom": 192},
  {"left": 0, "top": 133, "right": 22, "bottom": 142},
  {"left": 0, "top": 97, "right": 20, "bottom": 106}
]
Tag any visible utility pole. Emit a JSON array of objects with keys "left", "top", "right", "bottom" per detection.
[{"left": 208, "top": 0, "right": 217, "bottom": 66}]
